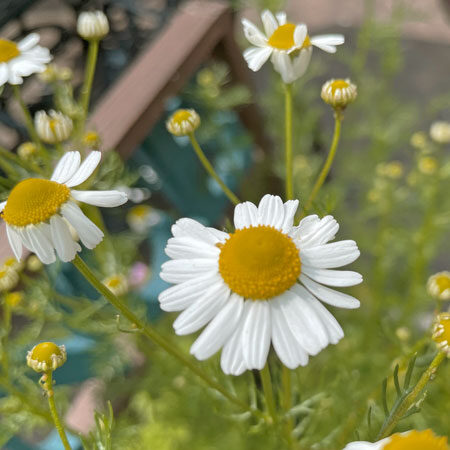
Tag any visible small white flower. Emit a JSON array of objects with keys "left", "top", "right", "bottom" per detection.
[
  {"left": 35, "top": 110, "right": 73, "bottom": 144},
  {"left": 159, "top": 194, "right": 362, "bottom": 375},
  {"left": 242, "top": 10, "right": 344, "bottom": 83},
  {"left": 0, "top": 33, "right": 51, "bottom": 87},
  {"left": 429, "top": 121, "right": 450, "bottom": 144},
  {"left": 1, "top": 151, "right": 127, "bottom": 264},
  {"left": 343, "top": 429, "right": 448, "bottom": 449},
  {"left": 77, "top": 11, "right": 110, "bottom": 41}
]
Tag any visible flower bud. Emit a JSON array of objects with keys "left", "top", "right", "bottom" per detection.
[
  {"left": 427, "top": 271, "right": 450, "bottom": 300},
  {"left": 82, "top": 130, "right": 101, "bottom": 149},
  {"left": 166, "top": 109, "right": 200, "bottom": 136},
  {"left": 432, "top": 313, "right": 450, "bottom": 356},
  {"left": 103, "top": 274, "right": 129, "bottom": 297},
  {"left": 77, "top": 11, "right": 109, "bottom": 41},
  {"left": 27, "top": 342, "right": 67, "bottom": 372},
  {"left": 35, "top": 110, "right": 73, "bottom": 144},
  {"left": 321, "top": 78, "right": 357, "bottom": 110},
  {"left": 17, "top": 142, "right": 38, "bottom": 160}
]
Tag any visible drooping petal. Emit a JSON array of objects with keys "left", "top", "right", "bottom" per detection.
[
  {"left": 6, "top": 225, "right": 23, "bottom": 261},
  {"left": 173, "top": 282, "right": 230, "bottom": 335},
  {"left": 65, "top": 151, "right": 101, "bottom": 187},
  {"left": 292, "top": 47, "right": 312, "bottom": 78},
  {"left": 23, "top": 225, "right": 56, "bottom": 264},
  {"left": 234, "top": 200, "right": 258, "bottom": 229},
  {"left": 50, "top": 151, "right": 81, "bottom": 184},
  {"left": 71, "top": 190, "right": 127, "bottom": 207},
  {"left": 191, "top": 293, "right": 244, "bottom": 360},
  {"left": 257, "top": 194, "right": 284, "bottom": 228},
  {"left": 49, "top": 215, "right": 81, "bottom": 262},
  {"left": 271, "top": 50, "right": 295, "bottom": 83},
  {"left": 243, "top": 46, "right": 272, "bottom": 71},
  {"left": 242, "top": 300, "right": 271, "bottom": 370}
]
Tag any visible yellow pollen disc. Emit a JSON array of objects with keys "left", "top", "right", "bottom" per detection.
[
  {"left": 435, "top": 274, "right": 450, "bottom": 294},
  {"left": 107, "top": 277, "right": 121, "bottom": 288},
  {"left": 218, "top": 225, "right": 301, "bottom": 300},
  {"left": 3, "top": 178, "right": 70, "bottom": 227},
  {"left": 330, "top": 80, "right": 350, "bottom": 94},
  {"left": 30, "top": 342, "right": 63, "bottom": 365},
  {"left": 172, "top": 109, "right": 194, "bottom": 125},
  {"left": 433, "top": 313, "right": 450, "bottom": 345},
  {"left": 0, "top": 39, "right": 20, "bottom": 63},
  {"left": 383, "top": 430, "right": 448, "bottom": 450},
  {"left": 268, "top": 23, "right": 296, "bottom": 50}
]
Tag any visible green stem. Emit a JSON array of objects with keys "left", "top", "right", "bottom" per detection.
[
  {"left": 282, "top": 365, "right": 294, "bottom": 447},
  {"left": 79, "top": 39, "right": 99, "bottom": 130},
  {"left": 260, "top": 363, "right": 277, "bottom": 424},
  {"left": 284, "top": 83, "right": 294, "bottom": 200},
  {"left": 188, "top": 133, "right": 240, "bottom": 205},
  {"left": 44, "top": 371, "right": 72, "bottom": 450},
  {"left": 302, "top": 112, "right": 342, "bottom": 215},
  {"left": 376, "top": 351, "right": 446, "bottom": 439},
  {"left": 0, "top": 146, "right": 44, "bottom": 175},
  {"left": 71, "top": 255, "right": 260, "bottom": 418}
]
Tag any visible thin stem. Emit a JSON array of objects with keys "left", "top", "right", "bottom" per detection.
[
  {"left": 376, "top": 351, "right": 446, "bottom": 440},
  {"left": 260, "top": 363, "right": 277, "bottom": 424},
  {"left": 284, "top": 83, "right": 294, "bottom": 200},
  {"left": 79, "top": 39, "right": 99, "bottom": 130},
  {"left": 188, "top": 133, "right": 240, "bottom": 205},
  {"left": 44, "top": 371, "right": 72, "bottom": 450},
  {"left": 302, "top": 112, "right": 343, "bottom": 215},
  {"left": 282, "top": 365, "right": 294, "bottom": 447},
  {"left": 71, "top": 255, "right": 260, "bottom": 418}
]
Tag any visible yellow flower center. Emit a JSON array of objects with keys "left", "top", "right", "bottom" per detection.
[
  {"left": 130, "top": 204, "right": 151, "bottom": 218},
  {"left": 172, "top": 109, "right": 194, "bottom": 125},
  {"left": 3, "top": 178, "right": 70, "bottom": 227},
  {"left": 218, "top": 225, "right": 301, "bottom": 300},
  {"left": 433, "top": 313, "right": 450, "bottom": 346},
  {"left": 5, "top": 292, "right": 23, "bottom": 307},
  {"left": 0, "top": 39, "right": 20, "bottom": 63},
  {"left": 383, "top": 430, "right": 448, "bottom": 450},
  {"left": 30, "top": 342, "right": 64, "bottom": 365},
  {"left": 268, "top": 24, "right": 311, "bottom": 51},
  {"left": 435, "top": 274, "right": 450, "bottom": 294},
  {"left": 329, "top": 79, "right": 351, "bottom": 94},
  {"left": 107, "top": 277, "right": 122, "bottom": 288}
]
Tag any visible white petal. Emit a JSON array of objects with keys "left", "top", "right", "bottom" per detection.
[
  {"left": 159, "top": 272, "right": 221, "bottom": 311},
  {"left": 206, "top": 227, "right": 228, "bottom": 243},
  {"left": 301, "top": 266, "right": 362, "bottom": 287},
  {"left": 292, "top": 47, "right": 312, "bottom": 78},
  {"left": 221, "top": 300, "right": 251, "bottom": 375},
  {"left": 271, "top": 51, "right": 295, "bottom": 83},
  {"left": 241, "top": 19, "right": 268, "bottom": 47},
  {"left": 60, "top": 201, "right": 103, "bottom": 249},
  {"left": 23, "top": 225, "right": 56, "bottom": 264},
  {"left": 300, "top": 240, "right": 360, "bottom": 268},
  {"left": 300, "top": 274, "right": 360, "bottom": 309},
  {"left": 294, "top": 214, "right": 319, "bottom": 236},
  {"left": 343, "top": 442, "right": 383, "bottom": 450},
  {"left": 242, "top": 300, "right": 271, "bottom": 370},
  {"left": 191, "top": 294, "right": 244, "bottom": 360},
  {"left": 293, "top": 24, "right": 307, "bottom": 46},
  {"left": 65, "top": 151, "right": 101, "bottom": 187},
  {"left": 257, "top": 194, "right": 284, "bottom": 228},
  {"left": 71, "top": 190, "right": 127, "bottom": 207},
  {"left": 160, "top": 258, "right": 218, "bottom": 284},
  {"left": 0, "top": 64, "right": 9, "bottom": 86},
  {"left": 171, "top": 218, "right": 221, "bottom": 245},
  {"left": 6, "top": 225, "right": 23, "bottom": 261},
  {"left": 310, "top": 34, "right": 345, "bottom": 47},
  {"left": 173, "top": 283, "right": 230, "bottom": 335},
  {"left": 271, "top": 296, "right": 308, "bottom": 368},
  {"left": 50, "top": 151, "right": 81, "bottom": 184},
  {"left": 243, "top": 46, "right": 272, "bottom": 72},
  {"left": 165, "top": 236, "right": 219, "bottom": 260},
  {"left": 234, "top": 201, "right": 258, "bottom": 229},
  {"left": 18, "top": 33, "right": 40, "bottom": 51},
  {"left": 49, "top": 215, "right": 80, "bottom": 262},
  {"left": 275, "top": 12, "right": 286, "bottom": 25},
  {"left": 281, "top": 199, "right": 299, "bottom": 233},
  {"left": 298, "top": 215, "right": 339, "bottom": 248},
  {"left": 261, "top": 10, "right": 278, "bottom": 36}
]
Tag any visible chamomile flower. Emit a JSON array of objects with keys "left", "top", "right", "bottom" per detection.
[
  {"left": 343, "top": 429, "right": 448, "bottom": 450},
  {"left": 35, "top": 110, "right": 73, "bottom": 144},
  {"left": 242, "top": 10, "right": 344, "bottom": 83},
  {"left": 427, "top": 271, "right": 450, "bottom": 300},
  {"left": 1, "top": 151, "right": 127, "bottom": 264},
  {"left": 0, "top": 33, "right": 51, "bottom": 87},
  {"left": 159, "top": 194, "right": 362, "bottom": 375}
]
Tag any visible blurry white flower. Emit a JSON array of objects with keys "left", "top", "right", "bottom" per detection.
[
  {"left": 343, "top": 429, "right": 448, "bottom": 449},
  {"left": 17, "top": 142, "right": 38, "bottom": 160},
  {"left": 77, "top": 11, "right": 110, "bottom": 41},
  {"left": 35, "top": 110, "right": 73, "bottom": 144},
  {"left": 126, "top": 204, "right": 160, "bottom": 233},
  {"left": 430, "top": 121, "right": 450, "bottom": 144},
  {"left": 1, "top": 151, "right": 127, "bottom": 264},
  {"left": 159, "top": 194, "right": 362, "bottom": 375},
  {"left": 0, "top": 34, "right": 51, "bottom": 87},
  {"left": 103, "top": 274, "right": 129, "bottom": 296},
  {"left": 242, "top": 10, "right": 344, "bottom": 83},
  {"left": 427, "top": 271, "right": 450, "bottom": 300},
  {"left": 321, "top": 78, "right": 357, "bottom": 110}
]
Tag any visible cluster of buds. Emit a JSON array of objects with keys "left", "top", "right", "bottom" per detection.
[
  {"left": 321, "top": 78, "right": 357, "bottom": 113},
  {"left": 77, "top": 11, "right": 109, "bottom": 41},
  {"left": 35, "top": 110, "right": 73, "bottom": 144},
  {"left": 166, "top": 109, "right": 201, "bottom": 136}
]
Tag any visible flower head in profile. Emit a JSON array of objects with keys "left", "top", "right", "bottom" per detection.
[
  {"left": 35, "top": 110, "right": 73, "bottom": 144},
  {"left": 159, "top": 194, "right": 362, "bottom": 375},
  {"left": 0, "top": 33, "right": 51, "bottom": 87},
  {"left": 343, "top": 429, "right": 448, "bottom": 450},
  {"left": 321, "top": 78, "right": 357, "bottom": 110},
  {"left": 242, "top": 10, "right": 344, "bottom": 83},
  {"left": 27, "top": 342, "right": 67, "bottom": 372},
  {"left": 166, "top": 109, "right": 200, "bottom": 137},
  {"left": 77, "top": 11, "right": 110, "bottom": 41},
  {"left": 1, "top": 151, "right": 127, "bottom": 264}
]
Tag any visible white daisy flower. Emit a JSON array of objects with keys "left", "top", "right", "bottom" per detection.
[
  {"left": 343, "top": 429, "right": 448, "bottom": 450},
  {"left": 0, "top": 151, "right": 127, "bottom": 264},
  {"left": 159, "top": 194, "right": 362, "bottom": 375},
  {"left": 0, "top": 33, "right": 51, "bottom": 87},
  {"left": 242, "top": 10, "right": 344, "bottom": 83}
]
